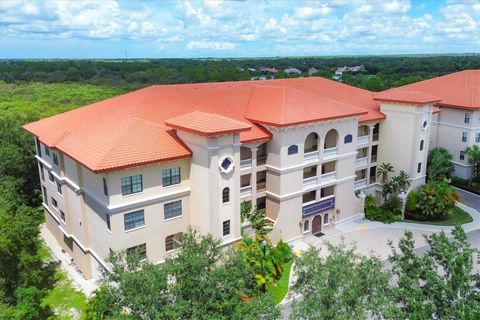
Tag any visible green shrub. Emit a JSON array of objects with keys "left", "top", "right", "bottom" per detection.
[
  {"left": 405, "top": 191, "right": 418, "bottom": 212},
  {"left": 274, "top": 240, "right": 293, "bottom": 264},
  {"left": 381, "top": 196, "right": 403, "bottom": 215},
  {"left": 417, "top": 181, "right": 458, "bottom": 219}
]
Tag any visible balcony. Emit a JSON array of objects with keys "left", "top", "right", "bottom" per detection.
[
  {"left": 304, "top": 150, "right": 319, "bottom": 162},
  {"left": 240, "top": 186, "right": 252, "bottom": 197},
  {"left": 354, "top": 178, "right": 367, "bottom": 189},
  {"left": 355, "top": 157, "right": 368, "bottom": 168},
  {"left": 323, "top": 147, "right": 338, "bottom": 159},
  {"left": 302, "top": 196, "right": 335, "bottom": 218},
  {"left": 257, "top": 155, "right": 267, "bottom": 166},
  {"left": 240, "top": 159, "right": 252, "bottom": 169},
  {"left": 303, "top": 176, "right": 317, "bottom": 188},
  {"left": 321, "top": 171, "right": 336, "bottom": 183},
  {"left": 256, "top": 181, "right": 266, "bottom": 192},
  {"left": 357, "top": 135, "right": 369, "bottom": 145}
]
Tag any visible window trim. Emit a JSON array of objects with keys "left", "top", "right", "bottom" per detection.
[
  {"left": 288, "top": 145, "right": 298, "bottom": 155},
  {"left": 103, "top": 177, "right": 109, "bottom": 196},
  {"left": 344, "top": 134, "right": 353, "bottom": 144},
  {"left": 60, "top": 210, "right": 66, "bottom": 223},
  {"left": 52, "top": 153, "right": 59, "bottom": 166},
  {"left": 106, "top": 213, "right": 111, "bottom": 232},
  {"left": 464, "top": 113, "right": 471, "bottom": 124},
  {"left": 56, "top": 181, "right": 63, "bottom": 196},
  {"left": 162, "top": 167, "right": 181, "bottom": 187},
  {"left": 164, "top": 200, "right": 182, "bottom": 220},
  {"left": 420, "top": 140, "right": 424, "bottom": 151},
  {"left": 121, "top": 175, "right": 143, "bottom": 196},
  {"left": 222, "top": 220, "right": 231, "bottom": 237},
  {"left": 417, "top": 162, "right": 422, "bottom": 173},
  {"left": 460, "top": 151, "right": 465, "bottom": 161},
  {"left": 51, "top": 197, "right": 58, "bottom": 210},
  {"left": 462, "top": 132, "right": 468, "bottom": 143},
  {"left": 123, "top": 210, "right": 145, "bottom": 231},
  {"left": 475, "top": 133, "right": 480, "bottom": 143},
  {"left": 303, "top": 219, "right": 310, "bottom": 233},
  {"left": 222, "top": 187, "right": 230, "bottom": 204}
]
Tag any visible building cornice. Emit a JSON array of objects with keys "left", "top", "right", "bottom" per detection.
[{"left": 266, "top": 151, "right": 357, "bottom": 174}]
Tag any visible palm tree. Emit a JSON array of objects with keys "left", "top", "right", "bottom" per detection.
[
  {"left": 465, "top": 145, "right": 480, "bottom": 187},
  {"left": 426, "top": 147, "right": 454, "bottom": 181},
  {"left": 376, "top": 162, "right": 394, "bottom": 184},
  {"left": 396, "top": 170, "right": 411, "bottom": 192}
]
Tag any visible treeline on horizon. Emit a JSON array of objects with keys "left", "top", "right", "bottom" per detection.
[{"left": 0, "top": 54, "right": 479, "bottom": 91}]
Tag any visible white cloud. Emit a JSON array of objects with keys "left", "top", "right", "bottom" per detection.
[
  {"left": 186, "top": 40, "right": 235, "bottom": 50},
  {"left": 241, "top": 34, "right": 258, "bottom": 41},
  {"left": 294, "top": 6, "right": 331, "bottom": 19},
  {"left": 382, "top": 0, "right": 411, "bottom": 14}
]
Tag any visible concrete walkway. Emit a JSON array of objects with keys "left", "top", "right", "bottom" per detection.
[{"left": 40, "top": 224, "right": 98, "bottom": 296}]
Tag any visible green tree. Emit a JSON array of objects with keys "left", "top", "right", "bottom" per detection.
[
  {"left": 387, "top": 226, "right": 480, "bottom": 319},
  {"left": 86, "top": 230, "right": 280, "bottom": 320},
  {"left": 427, "top": 147, "right": 454, "bottom": 181},
  {"left": 465, "top": 145, "right": 480, "bottom": 186},
  {"left": 290, "top": 242, "right": 391, "bottom": 320},
  {"left": 376, "top": 162, "right": 394, "bottom": 184},
  {"left": 416, "top": 180, "right": 458, "bottom": 218}
]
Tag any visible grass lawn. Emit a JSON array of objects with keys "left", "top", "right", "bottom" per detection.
[
  {"left": 403, "top": 207, "right": 473, "bottom": 226},
  {"left": 267, "top": 260, "right": 294, "bottom": 304},
  {"left": 40, "top": 243, "right": 88, "bottom": 320}
]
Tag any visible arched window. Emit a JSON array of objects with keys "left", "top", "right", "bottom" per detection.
[
  {"left": 420, "top": 140, "right": 424, "bottom": 151},
  {"left": 288, "top": 145, "right": 298, "bottom": 155},
  {"left": 303, "top": 219, "right": 310, "bottom": 232},
  {"left": 222, "top": 187, "right": 230, "bottom": 203},
  {"left": 323, "top": 213, "right": 329, "bottom": 226},
  {"left": 344, "top": 134, "right": 353, "bottom": 144}
]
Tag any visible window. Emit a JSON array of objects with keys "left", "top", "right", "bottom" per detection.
[
  {"left": 460, "top": 151, "right": 465, "bottom": 161},
  {"left": 344, "top": 134, "right": 353, "bottom": 144},
  {"left": 420, "top": 140, "right": 424, "bottom": 151},
  {"left": 222, "top": 187, "right": 230, "bottom": 203},
  {"left": 223, "top": 220, "right": 231, "bottom": 236},
  {"left": 464, "top": 113, "right": 471, "bottom": 124},
  {"left": 462, "top": 132, "right": 468, "bottom": 142},
  {"left": 121, "top": 175, "right": 143, "bottom": 195},
  {"left": 60, "top": 210, "right": 65, "bottom": 223},
  {"left": 45, "top": 146, "right": 51, "bottom": 157},
  {"left": 42, "top": 186, "right": 48, "bottom": 205},
  {"left": 126, "top": 243, "right": 147, "bottom": 260},
  {"left": 162, "top": 167, "right": 181, "bottom": 186},
  {"left": 35, "top": 137, "right": 42, "bottom": 156},
  {"left": 56, "top": 181, "right": 62, "bottom": 195},
  {"left": 103, "top": 177, "right": 108, "bottom": 196},
  {"left": 323, "top": 213, "right": 329, "bottom": 226},
  {"left": 124, "top": 210, "right": 145, "bottom": 231},
  {"left": 165, "top": 233, "right": 182, "bottom": 252},
  {"left": 106, "top": 213, "right": 111, "bottom": 231},
  {"left": 52, "top": 153, "right": 59, "bottom": 166},
  {"left": 52, "top": 197, "right": 58, "bottom": 209},
  {"left": 39, "top": 163, "right": 45, "bottom": 181},
  {"left": 476, "top": 133, "right": 480, "bottom": 143},
  {"left": 49, "top": 172, "right": 54, "bottom": 183},
  {"left": 288, "top": 145, "right": 298, "bottom": 155},
  {"left": 417, "top": 163, "right": 422, "bottom": 173},
  {"left": 303, "top": 219, "right": 310, "bottom": 232},
  {"left": 164, "top": 200, "right": 182, "bottom": 220}
]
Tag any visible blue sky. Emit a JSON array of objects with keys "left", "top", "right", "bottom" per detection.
[{"left": 0, "top": 0, "right": 478, "bottom": 59}]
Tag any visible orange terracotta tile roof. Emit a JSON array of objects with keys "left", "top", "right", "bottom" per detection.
[
  {"left": 23, "top": 77, "right": 386, "bottom": 172},
  {"left": 386, "top": 69, "right": 480, "bottom": 110},
  {"left": 373, "top": 90, "right": 441, "bottom": 105},
  {"left": 165, "top": 111, "right": 252, "bottom": 136}
]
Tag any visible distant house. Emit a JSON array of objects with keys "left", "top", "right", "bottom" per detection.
[
  {"left": 236, "top": 66, "right": 245, "bottom": 72},
  {"left": 284, "top": 67, "right": 302, "bottom": 76},
  {"left": 247, "top": 67, "right": 256, "bottom": 72},
  {"left": 333, "top": 64, "right": 366, "bottom": 82},
  {"left": 250, "top": 75, "right": 268, "bottom": 81},
  {"left": 308, "top": 67, "right": 319, "bottom": 76},
  {"left": 260, "top": 67, "right": 278, "bottom": 74}
]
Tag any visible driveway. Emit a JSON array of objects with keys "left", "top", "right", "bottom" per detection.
[{"left": 454, "top": 187, "right": 480, "bottom": 210}]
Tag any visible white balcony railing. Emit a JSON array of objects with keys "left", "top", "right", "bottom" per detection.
[
  {"left": 240, "top": 186, "right": 252, "bottom": 197},
  {"left": 357, "top": 135, "right": 369, "bottom": 145},
  {"left": 323, "top": 147, "right": 338, "bottom": 159},
  {"left": 354, "top": 178, "right": 367, "bottom": 189},
  {"left": 355, "top": 157, "right": 368, "bottom": 168},
  {"left": 304, "top": 150, "right": 319, "bottom": 161},
  {"left": 240, "top": 159, "right": 252, "bottom": 169},
  {"left": 303, "top": 176, "right": 317, "bottom": 188},
  {"left": 321, "top": 171, "right": 336, "bottom": 183}
]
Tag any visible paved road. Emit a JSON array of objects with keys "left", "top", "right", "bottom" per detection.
[{"left": 454, "top": 187, "right": 480, "bottom": 210}]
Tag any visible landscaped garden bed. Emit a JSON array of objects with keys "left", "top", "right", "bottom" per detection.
[{"left": 404, "top": 206, "right": 473, "bottom": 226}]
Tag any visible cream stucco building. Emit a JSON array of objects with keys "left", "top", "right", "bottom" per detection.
[{"left": 24, "top": 70, "right": 479, "bottom": 279}]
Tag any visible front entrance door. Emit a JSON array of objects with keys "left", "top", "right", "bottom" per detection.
[{"left": 312, "top": 215, "right": 322, "bottom": 235}]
